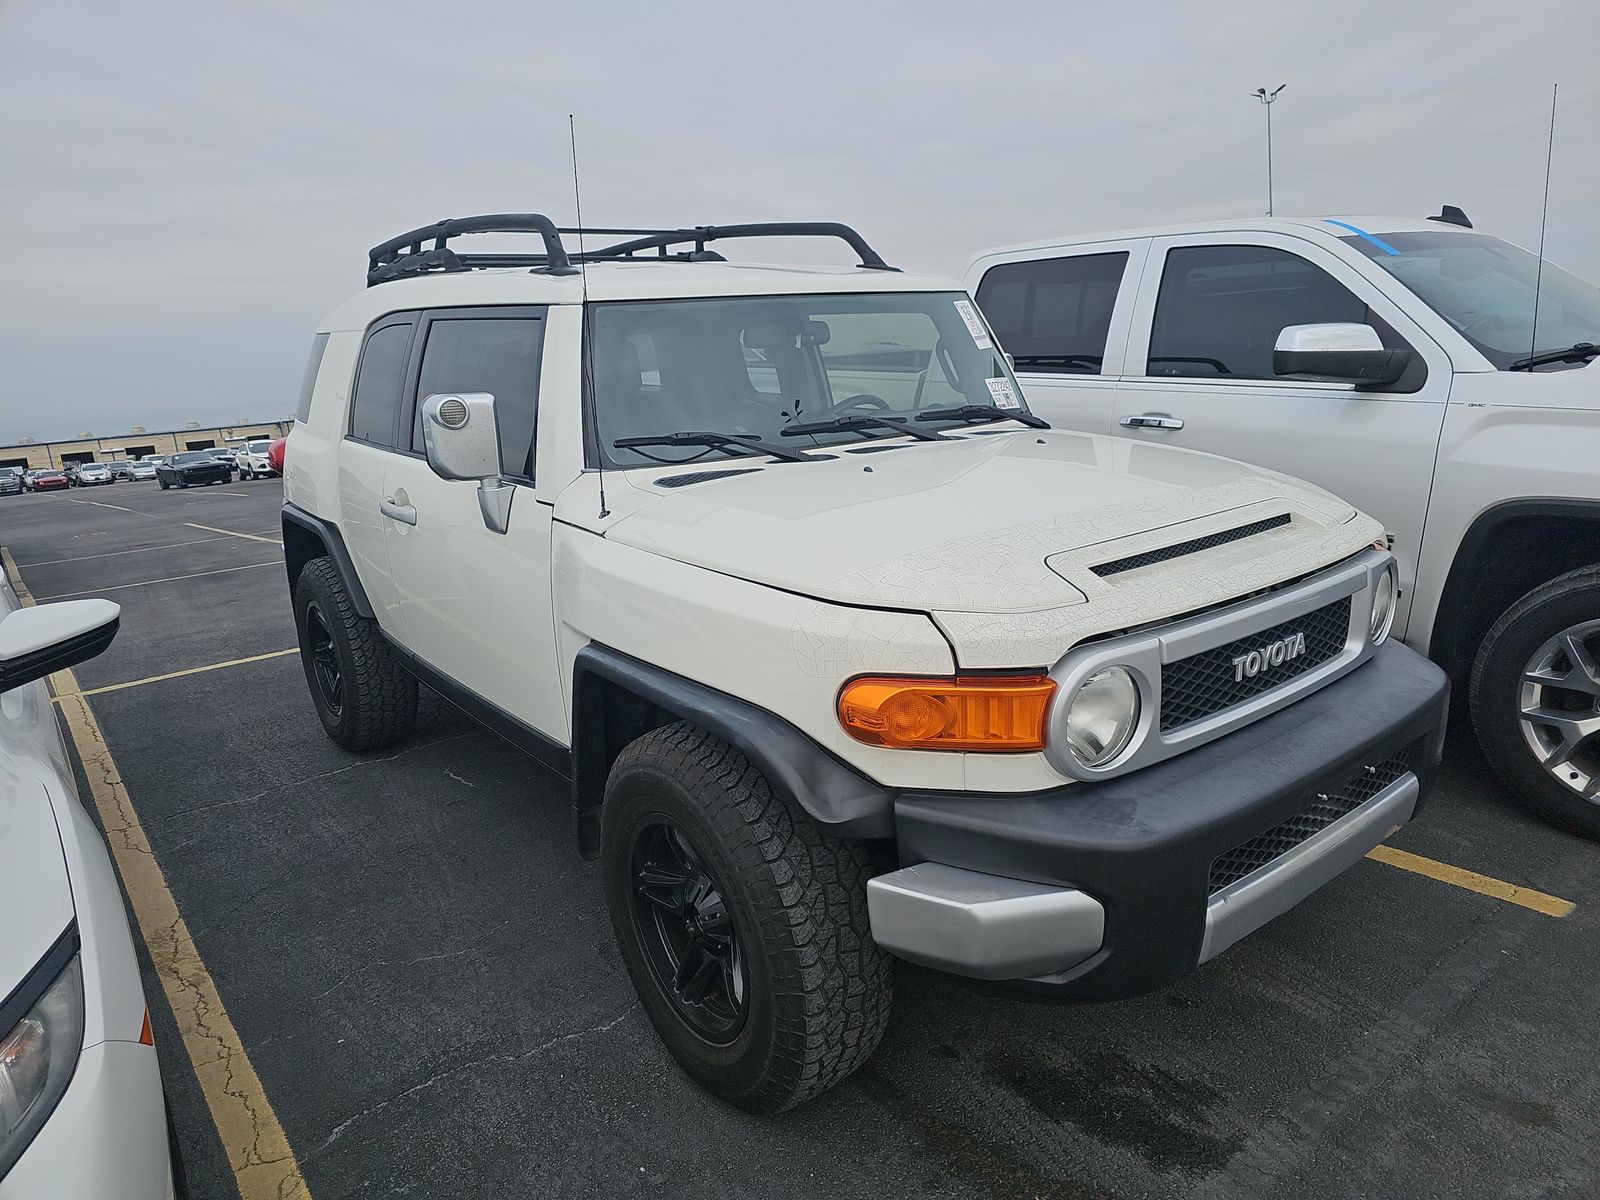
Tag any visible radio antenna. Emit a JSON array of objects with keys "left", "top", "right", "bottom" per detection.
[
  {"left": 1528, "top": 83, "right": 1558, "bottom": 372},
  {"left": 569, "top": 113, "right": 608, "bottom": 519}
]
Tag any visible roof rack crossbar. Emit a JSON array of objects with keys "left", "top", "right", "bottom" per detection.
[
  {"left": 365, "top": 217, "right": 897, "bottom": 286},
  {"left": 367, "top": 214, "right": 577, "bottom": 286},
  {"left": 588, "top": 223, "right": 896, "bottom": 271}
]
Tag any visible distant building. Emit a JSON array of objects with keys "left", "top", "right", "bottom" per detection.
[{"left": 0, "top": 420, "right": 293, "bottom": 470}]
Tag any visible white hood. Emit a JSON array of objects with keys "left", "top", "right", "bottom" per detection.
[{"left": 599, "top": 430, "right": 1381, "bottom": 667}]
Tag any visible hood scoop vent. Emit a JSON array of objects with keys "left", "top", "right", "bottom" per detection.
[
  {"left": 654, "top": 468, "right": 762, "bottom": 489},
  {"left": 1091, "top": 513, "right": 1292, "bottom": 578}
]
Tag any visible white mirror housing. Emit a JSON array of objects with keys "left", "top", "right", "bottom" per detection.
[
  {"left": 1273, "top": 323, "right": 1411, "bottom": 387},
  {"left": 0, "top": 599, "right": 120, "bottom": 694},
  {"left": 421, "top": 393, "right": 501, "bottom": 482}
]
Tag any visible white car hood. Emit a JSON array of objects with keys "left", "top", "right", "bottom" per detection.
[
  {"left": 605, "top": 429, "right": 1375, "bottom": 654},
  {"left": 0, "top": 760, "right": 74, "bottom": 992}
]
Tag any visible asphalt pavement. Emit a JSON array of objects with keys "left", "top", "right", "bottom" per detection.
[{"left": 3, "top": 479, "right": 1596, "bottom": 1200}]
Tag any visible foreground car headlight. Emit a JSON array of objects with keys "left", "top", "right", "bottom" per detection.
[
  {"left": 1370, "top": 564, "right": 1397, "bottom": 644},
  {"left": 0, "top": 951, "right": 84, "bottom": 1176},
  {"left": 1063, "top": 666, "right": 1141, "bottom": 767}
]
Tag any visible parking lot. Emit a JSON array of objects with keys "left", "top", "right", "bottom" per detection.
[{"left": 3, "top": 478, "right": 1597, "bottom": 1199}]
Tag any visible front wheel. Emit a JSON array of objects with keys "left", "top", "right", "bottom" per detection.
[
  {"left": 600, "top": 722, "right": 893, "bottom": 1113},
  {"left": 158, "top": 480, "right": 169, "bottom": 490},
  {"left": 293, "top": 556, "right": 418, "bottom": 751},
  {"left": 1471, "top": 565, "right": 1600, "bottom": 838}
]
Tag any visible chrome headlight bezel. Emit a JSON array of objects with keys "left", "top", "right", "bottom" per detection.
[
  {"left": 1369, "top": 562, "right": 1397, "bottom": 644},
  {"left": 0, "top": 935, "right": 84, "bottom": 1178}
]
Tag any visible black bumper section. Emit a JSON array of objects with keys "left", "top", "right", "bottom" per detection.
[{"left": 892, "top": 641, "right": 1450, "bottom": 1002}]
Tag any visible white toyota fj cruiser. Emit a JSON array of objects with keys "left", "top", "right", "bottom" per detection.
[
  {"left": 968, "top": 208, "right": 1600, "bottom": 835},
  {"left": 282, "top": 215, "right": 1449, "bottom": 1112}
]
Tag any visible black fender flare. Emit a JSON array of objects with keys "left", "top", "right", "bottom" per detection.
[
  {"left": 281, "top": 502, "right": 376, "bottom": 620},
  {"left": 571, "top": 643, "right": 895, "bottom": 843}
]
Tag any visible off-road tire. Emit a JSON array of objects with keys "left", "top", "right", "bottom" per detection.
[
  {"left": 1470, "top": 565, "right": 1600, "bottom": 838},
  {"left": 600, "top": 722, "right": 893, "bottom": 1113},
  {"left": 293, "top": 555, "right": 417, "bottom": 751}
]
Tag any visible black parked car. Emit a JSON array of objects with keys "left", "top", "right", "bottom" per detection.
[{"left": 156, "top": 450, "right": 233, "bottom": 489}]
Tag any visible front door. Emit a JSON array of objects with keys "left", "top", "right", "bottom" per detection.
[
  {"left": 969, "top": 239, "right": 1149, "bottom": 437},
  {"left": 1113, "top": 234, "right": 1452, "bottom": 638},
  {"left": 378, "top": 305, "right": 565, "bottom": 742}
]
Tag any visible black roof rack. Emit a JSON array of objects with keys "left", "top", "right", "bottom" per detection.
[{"left": 366, "top": 216, "right": 897, "bottom": 286}]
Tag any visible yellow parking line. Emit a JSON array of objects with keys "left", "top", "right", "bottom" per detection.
[
  {"left": 2, "top": 547, "right": 309, "bottom": 1200},
  {"left": 185, "top": 521, "right": 283, "bottom": 545},
  {"left": 36, "top": 559, "right": 279, "bottom": 599},
  {"left": 1367, "top": 845, "right": 1576, "bottom": 917},
  {"left": 51, "top": 648, "right": 299, "bottom": 701}
]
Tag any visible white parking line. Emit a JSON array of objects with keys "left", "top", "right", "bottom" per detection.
[
  {"left": 17, "top": 534, "right": 243, "bottom": 567},
  {"left": 184, "top": 521, "right": 283, "bottom": 545},
  {"left": 214, "top": 491, "right": 250, "bottom": 498},
  {"left": 35, "top": 559, "right": 279, "bottom": 599},
  {"left": 68, "top": 497, "right": 147, "bottom": 515}
]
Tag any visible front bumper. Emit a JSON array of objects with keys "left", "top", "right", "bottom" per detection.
[{"left": 867, "top": 640, "right": 1449, "bottom": 1001}]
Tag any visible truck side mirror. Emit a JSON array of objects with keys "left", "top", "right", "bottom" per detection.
[
  {"left": 1273, "top": 324, "right": 1411, "bottom": 387},
  {"left": 0, "top": 599, "right": 120, "bottom": 694},
  {"left": 420, "top": 393, "right": 513, "bottom": 534}
]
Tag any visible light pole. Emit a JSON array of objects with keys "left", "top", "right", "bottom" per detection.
[{"left": 1251, "top": 84, "right": 1287, "bottom": 215}]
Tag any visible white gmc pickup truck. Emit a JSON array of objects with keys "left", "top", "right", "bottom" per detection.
[{"left": 970, "top": 210, "right": 1599, "bottom": 836}]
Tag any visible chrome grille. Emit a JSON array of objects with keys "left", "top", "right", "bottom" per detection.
[
  {"left": 1208, "top": 749, "right": 1412, "bottom": 894},
  {"left": 1161, "top": 596, "right": 1352, "bottom": 733}
]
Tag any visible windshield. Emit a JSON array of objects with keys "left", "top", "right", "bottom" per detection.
[
  {"left": 590, "top": 292, "right": 1030, "bottom": 466},
  {"left": 1340, "top": 230, "right": 1600, "bottom": 370},
  {"left": 246, "top": 441, "right": 270, "bottom": 453},
  {"left": 173, "top": 451, "right": 214, "bottom": 464}
]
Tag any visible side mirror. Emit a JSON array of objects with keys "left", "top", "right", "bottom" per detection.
[
  {"left": 0, "top": 599, "right": 120, "bottom": 694},
  {"left": 420, "top": 392, "right": 513, "bottom": 534},
  {"left": 1273, "top": 323, "right": 1411, "bottom": 387}
]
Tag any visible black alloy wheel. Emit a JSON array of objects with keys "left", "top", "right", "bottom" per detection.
[
  {"left": 303, "top": 601, "right": 343, "bottom": 717},
  {"left": 629, "top": 818, "right": 746, "bottom": 1041}
]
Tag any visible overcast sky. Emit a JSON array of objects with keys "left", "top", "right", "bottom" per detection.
[{"left": 1, "top": 0, "right": 1595, "bottom": 442}]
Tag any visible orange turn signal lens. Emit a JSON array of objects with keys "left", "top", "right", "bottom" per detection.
[{"left": 838, "top": 675, "right": 1055, "bottom": 751}]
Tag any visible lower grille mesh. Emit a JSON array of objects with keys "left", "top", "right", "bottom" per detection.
[{"left": 1208, "top": 750, "right": 1412, "bottom": 894}]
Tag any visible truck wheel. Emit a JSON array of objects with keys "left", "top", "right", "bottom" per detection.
[
  {"left": 1471, "top": 565, "right": 1600, "bottom": 838},
  {"left": 293, "top": 556, "right": 417, "bottom": 751},
  {"left": 600, "top": 722, "right": 893, "bottom": 1113}
]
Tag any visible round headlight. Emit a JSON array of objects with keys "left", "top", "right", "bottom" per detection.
[
  {"left": 1064, "top": 666, "right": 1140, "bottom": 767},
  {"left": 1370, "top": 565, "right": 1396, "bottom": 643}
]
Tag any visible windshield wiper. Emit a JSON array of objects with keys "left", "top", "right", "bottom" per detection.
[
  {"left": 780, "top": 415, "right": 949, "bottom": 442},
  {"left": 914, "top": 405, "right": 1049, "bottom": 429},
  {"left": 612, "top": 431, "right": 819, "bottom": 464},
  {"left": 1510, "top": 341, "right": 1598, "bottom": 371}
]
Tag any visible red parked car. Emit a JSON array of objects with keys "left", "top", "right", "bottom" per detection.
[
  {"left": 29, "top": 470, "right": 69, "bottom": 492},
  {"left": 266, "top": 437, "right": 286, "bottom": 476}
]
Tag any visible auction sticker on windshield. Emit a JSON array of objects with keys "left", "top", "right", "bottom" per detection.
[
  {"left": 985, "top": 376, "right": 1020, "bottom": 409},
  {"left": 953, "top": 298, "right": 993, "bottom": 349}
]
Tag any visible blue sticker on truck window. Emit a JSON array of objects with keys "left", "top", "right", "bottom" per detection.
[{"left": 1324, "top": 219, "right": 1402, "bottom": 256}]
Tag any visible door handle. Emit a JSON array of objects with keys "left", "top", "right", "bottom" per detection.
[
  {"left": 379, "top": 497, "right": 417, "bottom": 526},
  {"left": 1120, "top": 413, "right": 1185, "bottom": 431}
]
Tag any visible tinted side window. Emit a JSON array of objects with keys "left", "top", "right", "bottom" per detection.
[
  {"left": 975, "top": 253, "right": 1128, "bottom": 375},
  {"left": 296, "top": 333, "right": 329, "bottom": 423},
  {"left": 413, "top": 315, "right": 544, "bottom": 478},
  {"left": 349, "top": 323, "right": 413, "bottom": 445},
  {"left": 1147, "top": 245, "right": 1395, "bottom": 379}
]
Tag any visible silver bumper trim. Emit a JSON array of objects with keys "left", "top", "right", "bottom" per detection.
[
  {"left": 1200, "top": 771, "right": 1419, "bottom": 963},
  {"left": 866, "top": 862, "right": 1105, "bottom": 980}
]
